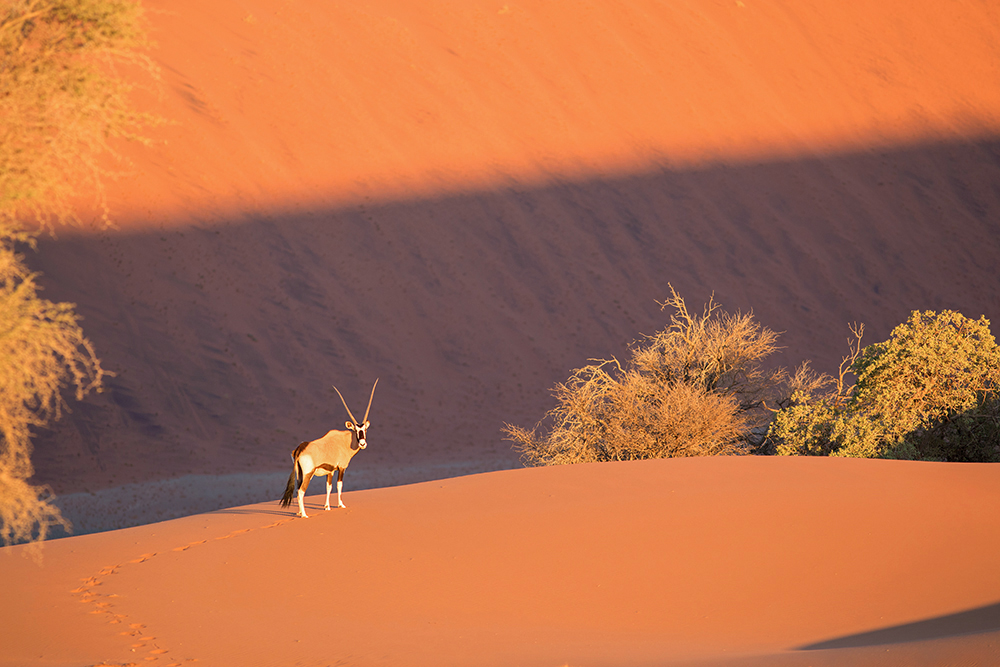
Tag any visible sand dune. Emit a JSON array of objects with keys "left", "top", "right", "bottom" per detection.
[
  {"left": 51, "top": 458, "right": 511, "bottom": 537},
  {"left": 100, "top": 0, "right": 1000, "bottom": 219},
  {"left": 4, "top": 0, "right": 1000, "bottom": 664},
  {"left": 4, "top": 457, "right": 1000, "bottom": 666},
  {"left": 32, "top": 137, "right": 1000, "bottom": 510},
  {"left": 27, "top": 0, "right": 1000, "bottom": 505}
]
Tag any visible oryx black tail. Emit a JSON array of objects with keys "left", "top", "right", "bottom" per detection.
[{"left": 280, "top": 446, "right": 307, "bottom": 508}]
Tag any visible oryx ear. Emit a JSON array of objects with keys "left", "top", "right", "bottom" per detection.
[
  {"left": 363, "top": 420, "right": 370, "bottom": 429},
  {"left": 346, "top": 421, "right": 355, "bottom": 430}
]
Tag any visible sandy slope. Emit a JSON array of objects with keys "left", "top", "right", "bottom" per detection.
[
  {"left": 100, "top": 0, "right": 1000, "bottom": 219},
  {"left": 3, "top": 457, "right": 1000, "bottom": 666},
  {"left": 33, "top": 137, "right": 1000, "bottom": 510},
  {"left": 5, "top": 2, "right": 1000, "bottom": 664},
  {"left": 25, "top": 0, "right": 1000, "bottom": 509}
]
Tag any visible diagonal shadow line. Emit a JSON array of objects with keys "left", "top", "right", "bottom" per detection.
[{"left": 797, "top": 602, "right": 1000, "bottom": 650}]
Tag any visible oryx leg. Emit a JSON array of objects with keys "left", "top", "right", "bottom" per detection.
[
  {"left": 336, "top": 468, "right": 347, "bottom": 508},
  {"left": 324, "top": 473, "right": 334, "bottom": 511},
  {"left": 297, "top": 469, "right": 316, "bottom": 518}
]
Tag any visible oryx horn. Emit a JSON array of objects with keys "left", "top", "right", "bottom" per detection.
[
  {"left": 333, "top": 378, "right": 379, "bottom": 425},
  {"left": 333, "top": 385, "right": 359, "bottom": 424},
  {"left": 363, "top": 378, "right": 379, "bottom": 423}
]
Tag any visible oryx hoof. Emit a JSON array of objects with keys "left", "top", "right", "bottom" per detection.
[
  {"left": 324, "top": 505, "right": 331, "bottom": 511},
  {"left": 338, "top": 502, "right": 347, "bottom": 509},
  {"left": 297, "top": 512, "right": 309, "bottom": 519}
]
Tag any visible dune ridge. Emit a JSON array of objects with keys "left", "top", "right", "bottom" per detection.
[{"left": 51, "top": 457, "right": 512, "bottom": 537}]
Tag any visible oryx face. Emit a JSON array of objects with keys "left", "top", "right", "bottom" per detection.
[
  {"left": 347, "top": 420, "right": 371, "bottom": 449},
  {"left": 335, "top": 379, "right": 378, "bottom": 450}
]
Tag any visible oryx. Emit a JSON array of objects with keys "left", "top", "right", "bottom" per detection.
[{"left": 280, "top": 379, "right": 378, "bottom": 518}]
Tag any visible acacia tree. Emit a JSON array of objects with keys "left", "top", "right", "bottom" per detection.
[
  {"left": 505, "top": 287, "right": 792, "bottom": 465},
  {"left": 1, "top": 0, "right": 157, "bottom": 544}
]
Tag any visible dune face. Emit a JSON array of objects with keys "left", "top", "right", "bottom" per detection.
[
  {"left": 32, "top": 139, "right": 1000, "bottom": 502},
  {"left": 99, "top": 0, "right": 1000, "bottom": 217},
  {"left": 22, "top": 0, "right": 1000, "bottom": 506}
]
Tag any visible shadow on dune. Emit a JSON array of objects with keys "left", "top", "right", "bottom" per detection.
[
  {"left": 28, "top": 137, "right": 1000, "bottom": 508},
  {"left": 798, "top": 601, "right": 1000, "bottom": 650}
]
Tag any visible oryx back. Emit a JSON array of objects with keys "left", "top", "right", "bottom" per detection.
[{"left": 297, "top": 429, "right": 360, "bottom": 475}]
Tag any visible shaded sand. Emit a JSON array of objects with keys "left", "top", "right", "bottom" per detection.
[
  {"left": 3, "top": 457, "right": 1000, "bottom": 666},
  {"left": 25, "top": 0, "right": 1000, "bottom": 502},
  {"left": 31, "top": 139, "right": 1000, "bottom": 500}
]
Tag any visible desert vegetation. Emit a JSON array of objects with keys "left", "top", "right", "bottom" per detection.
[
  {"left": 769, "top": 310, "right": 1000, "bottom": 461},
  {"left": 1, "top": 0, "right": 159, "bottom": 230},
  {"left": 0, "top": 237, "right": 105, "bottom": 545},
  {"left": 0, "top": 0, "right": 157, "bottom": 544},
  {"left": 504, "top": 287, "right": 796, "bottom": 465},
  {"left": 509, "top": 290, "right": 1000, "bottom": 466}
]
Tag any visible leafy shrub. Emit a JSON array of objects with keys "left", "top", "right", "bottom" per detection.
[
  {"left": 769, "top": 311, "right": 1000, "bottom": 461},
  {"left": 505, "top": 287, "right": 790, "bottom": 465}
]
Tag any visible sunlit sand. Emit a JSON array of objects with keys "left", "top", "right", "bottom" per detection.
[{"left": 6, "top": 0, "right": 1000, "bottom": 665}]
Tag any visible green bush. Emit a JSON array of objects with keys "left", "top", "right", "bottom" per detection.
[
  {"left": 505, "top": 287, "right": 790, "bottom": 465},
  {"left": 769, "top": 311, "right": 1000, "bottom": 461}
]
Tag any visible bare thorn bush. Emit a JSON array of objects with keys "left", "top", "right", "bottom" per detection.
[
  {"left": 505, "top": 287, "right": 789, "bottom": 465},
  {"left": 0, "top": 0, "right": 148, "bottom": 546},
  {"left": 0, "top": 233, "right": 106, "bottom": 545}
]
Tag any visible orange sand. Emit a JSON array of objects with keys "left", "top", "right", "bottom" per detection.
[
  {"left": 4, "top": 457, "right": 1000, "bottom": 666},
  {"left": 99, "top": 0, "right": 1000, "bottom": 222},
  {"left": 4, "top": 1, "right": 1000, "bottom": 664}
]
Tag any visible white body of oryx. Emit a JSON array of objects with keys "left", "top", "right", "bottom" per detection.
[
  {"left": 280, "top": 380, "right": 377, "bottom": 518},
  {"left": 290, "top": 428, "right": 364, "bottom": 517}
]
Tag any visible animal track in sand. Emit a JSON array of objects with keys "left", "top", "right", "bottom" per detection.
[{"left": 73, "top": 517, "right": 295, "bottom": 665}]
